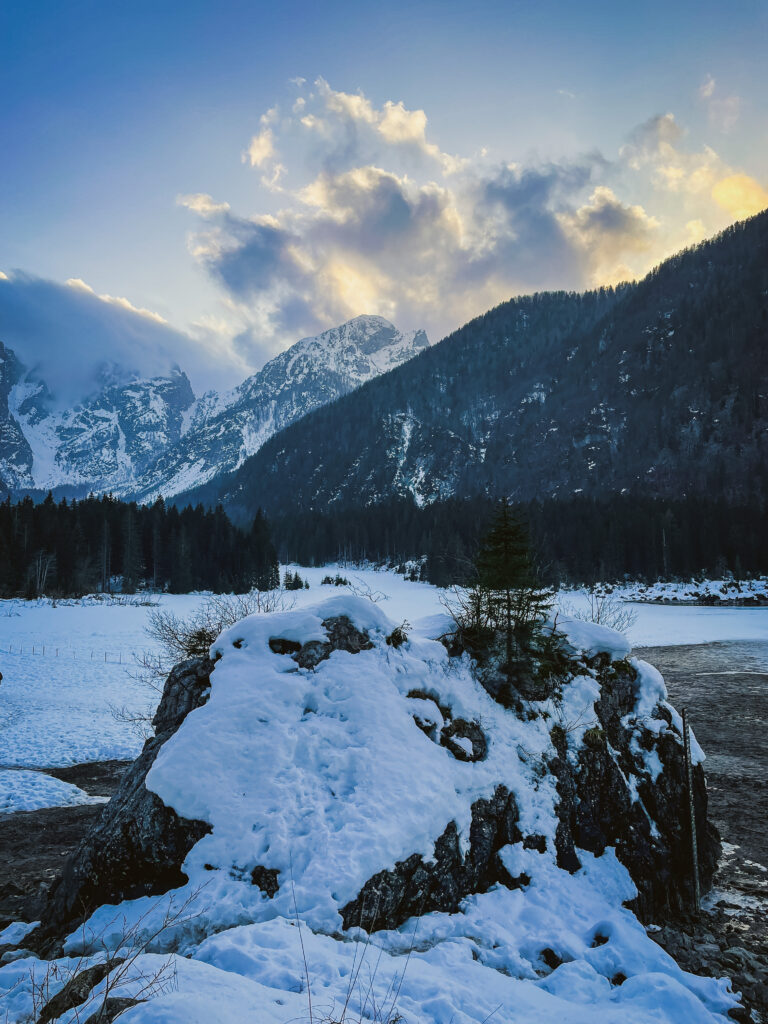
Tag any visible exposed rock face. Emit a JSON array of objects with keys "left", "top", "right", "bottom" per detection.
[
  {"left": 341, "top": 786, "right": 522, "bottom": 931},
  {"left": 550, "top": 653, "right": 720, "bottom": 920},
  {"left": 35, "top": 657, "right": 214, "bottom": 951},
  {"left": 291, "top": 614, "right": 374, "bottom": 669},
  {"left": 0, "top": 340, "right": 34, "bottom": 490},
  {"left": 345, "top": 650, "right": 720, "bottom": 933},
  {"left": 135, "top": 316, "right": 430, "bottom": 504}
]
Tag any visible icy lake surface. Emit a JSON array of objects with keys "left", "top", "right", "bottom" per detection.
[{"left": 0, "top": 567, "right": 766, "bottom": 814}]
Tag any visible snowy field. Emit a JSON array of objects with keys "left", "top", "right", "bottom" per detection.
[{"left": 0, "top": 566, "right": 766, "bottom": 815}]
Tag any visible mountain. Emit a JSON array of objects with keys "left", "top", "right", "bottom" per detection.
[
  {"left": 211, "top": 212, "right": 768, "bottom": 520},
  {"left": 0, "top": 341, "right": 34, "bottom": 489},
  {"left": 130, "top": 315, "right": 429, "bottom": 502},
  {"left": 1, "top": 366, "right": 195, "bottom": 494},
  {"left": 0, "top": 315, "right": 430, "bottom": 499}
]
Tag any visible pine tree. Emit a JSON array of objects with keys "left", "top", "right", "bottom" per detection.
[{"left": 475, "top": 499, "right": 551, "bottom": 674}]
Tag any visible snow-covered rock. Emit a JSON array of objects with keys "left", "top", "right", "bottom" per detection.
[{"left": 0, "top": 596, "right": 735, "bottom": 1024}]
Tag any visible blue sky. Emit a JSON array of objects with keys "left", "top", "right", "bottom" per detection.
[{"left": 1, "top": 0, "right": 767, "bottom": 394}]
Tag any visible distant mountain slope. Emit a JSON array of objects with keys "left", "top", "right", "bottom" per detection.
[
  {"left": 131, "top": 315, "right": 429, "bottom": 502},
  {"left": 215, "top": 211, "right": 768, "bottom": 519},
  {"left": 2, "top": 368, "right": 196, "bottom": 494},
  {"left": 0, "top": 315, "right": 429, "bottom": 498},
  {"left": 0, "top": 341, "right": 34, "bottom": 489}
]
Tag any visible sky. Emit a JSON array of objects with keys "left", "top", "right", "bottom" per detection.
[{"left": 1, "top": 0, "right": 767, "bottom": 398}]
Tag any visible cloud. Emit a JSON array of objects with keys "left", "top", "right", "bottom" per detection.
[
  {"left": 620, "top": 113, "right": 685, "bottom": 169},
  {"left": 699, "top": 75, "right": 716, "bottom": 100},
  {"left": 64, "top": 278, "right": 169, "bottom": 323},
  {"left": 697, "top": 74, "right": 741, "bottom": 132},
  {"left": 177, "top": 193, "right": 231, "bottom": 217},
  {"left": 619, "top": 110, "right": 764, "bottom": 232},
  {"left": 245, "top": 128, "right": 275, "bottom": 168},
  {"left": 619, "top": 112, "right": 727, "bottom": 197},
  {"left": 711, "top": 174, "right": 768, "bottom": 219},
  {"left": 708, "top": 95, "right": 741, "bottom": 133},
  {"left": 0, "top": 271, "right": 235, "bottom": 407},
  {"left": 176, "top": 80, "right": 766, "bottom": 363},
  {"left": 559, "top": 187, "right": 659, "bottom": 284}
]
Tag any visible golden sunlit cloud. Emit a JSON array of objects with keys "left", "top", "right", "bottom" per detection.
[
  {"left": 711, "top": 174, "right": 768, "bottom": 220},
  {"left": 178, "top": 79, "right": 768, "bottom": 362}
]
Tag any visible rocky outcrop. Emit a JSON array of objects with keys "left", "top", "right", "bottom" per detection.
[
  {"left": 33, "top": 656, "right": 214, "bottom": 952},
  {"left": 27, "top": 621, "right": 720, "bottom": 960},
  {"left": 291, "top": 615, "right": 374, "bottom": 669},
  {"left": 37, "top": 958, "right": 125, "bottom": 1024},
  {"left": 345, "top": 650, "right": 720, "bottom": 934},
  {"left": 31, "top": 616, "right": 378, "bottom": 949}
]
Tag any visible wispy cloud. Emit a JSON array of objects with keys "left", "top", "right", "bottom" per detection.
[{"left": 698, "top": 74, "right": 741, "bottom": 132}]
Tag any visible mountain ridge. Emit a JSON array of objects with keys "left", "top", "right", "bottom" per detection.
[
  {"left": 0, "top": 314, "right": 430, "bottom": 500},
  {"left": 205, "top": 211, "right": 768, "bottom": 519}
]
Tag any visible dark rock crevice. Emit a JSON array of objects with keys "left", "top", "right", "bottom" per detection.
[{"left": 340, "top": 785, "right": 522, "bottom": 932}]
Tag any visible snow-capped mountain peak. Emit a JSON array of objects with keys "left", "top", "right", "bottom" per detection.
[{"left": 0, "top": 315, "right": 429, "bottom": 500}]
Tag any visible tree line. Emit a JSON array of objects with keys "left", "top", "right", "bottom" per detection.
[
  {"left": 0, "top": 493, "right": 279, "bottom": 598},
  {"left": 270, "top": 493, "right": 768, "bottom": 586}
]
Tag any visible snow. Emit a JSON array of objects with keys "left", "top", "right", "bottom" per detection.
[
  {"left": 107, "top": 856, "right": 734, "bottom": 1024},
  {"left": 0, "top": 569, "right": 764, "bottom": 818},
  {"left": 2, "top": 316, "right": 430, "bottom": 501},
  {"left": 0, "top": 769, "right": 107, "bottom": 814},
  {"left": 555, "top": 616, "right": 632, "bottom": 660},
  {"left": 135, "top": 595, "right": 558, "bottom": 936},
  {"left": 0, "top": 920, "right": 38, "bottom": 947},
  {"left": 0, "top": 594, "right": 205, "bottom": 813},
  {"left": 556, "top": 585, "right": 768, "bottom": 647},
  {"left": 0, "top": 588, "right": 743, "bottom": 1023}
]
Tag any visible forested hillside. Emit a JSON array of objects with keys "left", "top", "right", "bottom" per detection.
[{"left": 212, "top": 212, "right": 767, "bottom": 520}]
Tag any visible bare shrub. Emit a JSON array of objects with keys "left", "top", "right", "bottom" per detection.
[
  {"left": 345, "top": 577, "right": 388, "bottom": 604},
  {"left": 566, "top": 592, "right": 637, "bottom": 636},
  {"left": 111, "top": 588, "right": 297, "bottom": 734},
  {"left": 147, "top": 589, "right": 296, "bottom": 665},
  {"left": 25, "top": 889, "right": 205, "bottom": 1024}
]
